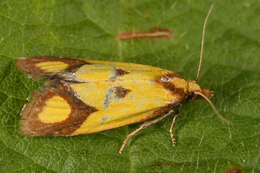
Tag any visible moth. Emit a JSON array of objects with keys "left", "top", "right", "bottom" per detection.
[{"left": 16, "top": 5, "right": 229, "bottom": 154}]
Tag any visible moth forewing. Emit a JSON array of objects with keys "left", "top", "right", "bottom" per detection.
[{"left": 17, "top": 57, "right": 185, "bottom": 136}]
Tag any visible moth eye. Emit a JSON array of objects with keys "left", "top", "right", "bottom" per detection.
[{"left": 160, "top": 76, "right": 172, "bottom": 82}]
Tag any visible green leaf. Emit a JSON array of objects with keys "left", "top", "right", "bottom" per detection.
[{"left": 0, "top": 0, "right": 259, "bottom": 172}]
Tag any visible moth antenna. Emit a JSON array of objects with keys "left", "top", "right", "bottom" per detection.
[
  {"left": 196, "top": 4, "right": 214, "bottom": 81},
  {"left": 194, "top": 91, "right": 231, "bottom": 124}
]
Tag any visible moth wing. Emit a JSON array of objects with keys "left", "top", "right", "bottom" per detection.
[
  {"left": 16, "top": 56, "right": 88, "bottom": 79},
  {"left": 17, "top": 56, "right": 182, "bottom": 136},
  {"left": 16, "top": 56, "right": 174, "bottom": 80},
  {"left": 20, "top": 83, "right": 97, "bottom": 136},
  {"left": 70, "top": 79, "right": 179, "bottom": 135}
]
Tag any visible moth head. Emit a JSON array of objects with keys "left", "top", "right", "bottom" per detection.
[
  {"left": 187, "top": 80, "right": 230, "bottom": 124},
  {"left": 187, "top": 80, "right": 213, "bottom": 100}
]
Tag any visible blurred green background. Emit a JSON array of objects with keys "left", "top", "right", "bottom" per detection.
[{"left": 0, "top": 0, "right": 259, "bottom": 172}]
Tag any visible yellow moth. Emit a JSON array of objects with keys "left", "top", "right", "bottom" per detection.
[{"left": 16, "top": 5, "right": 229, "bottom": 154}]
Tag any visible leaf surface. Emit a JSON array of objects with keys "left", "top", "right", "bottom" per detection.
[{"left": 0, "top": 0, "right": 259, "bottom": 172}]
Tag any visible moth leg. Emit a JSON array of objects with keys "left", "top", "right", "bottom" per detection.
[
  {"left": 119, "top": 109, "right": 174, "bottom": 154},
  {"left": 169, "top": 104, "right": 182, "bottom": 146}
]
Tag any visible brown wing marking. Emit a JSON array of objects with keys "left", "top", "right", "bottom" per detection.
[
  {"left": 16, "top": 56, "right": 89, "bottom": 78},
  {"left": 114, "top": 86, "right": 131, "bottom": 98},
  {"left": 137, "top": 104, "right": 176, "bottom": 123},
  {"left": 20, "top": 83, "right": 97, "bottom": 136},
  {"left": 155, "top": 72, "right": 186, "bottom": 100},
  {"left": 115, "top": 68, "right": 129, "bottom": 76}
]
